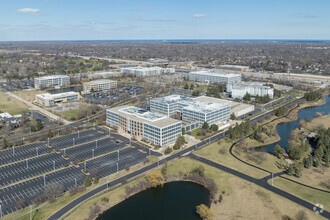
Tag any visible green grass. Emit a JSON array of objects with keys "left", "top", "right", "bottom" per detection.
[{"left": 189, "top": 128, "right": 215, "bottom": 140}]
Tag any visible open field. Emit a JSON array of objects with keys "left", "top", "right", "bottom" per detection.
[
  {"left": 195, "top": 139, "right": 269, "bottom": 179},
  {"left": 0, "top": 91, "right": 29, "bottom": 114},
  {"left": 13, "top": 90, "right": 45, "bottom": 102},
  {"left": 282, "top": 166, "right": 330, "bottom": 191},
  {"left": 273, "top": 177, "right": 330, "bottom": 212}
]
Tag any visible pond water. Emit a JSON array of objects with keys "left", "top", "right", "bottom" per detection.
[
  {"left": 257, "top": 95, "right": 330, "bottom": 153},
  {"left": 97, "top": 181, "right": 210, "bottom": 220}
]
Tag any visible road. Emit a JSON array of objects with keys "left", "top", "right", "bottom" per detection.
[{"left": 4, "top": 91, "right": 71, "bottom": 125}]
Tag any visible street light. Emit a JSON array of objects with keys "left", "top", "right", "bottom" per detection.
[
  {"left": 36, "top": 147, "right": 38, "bottom": 156},
  {"left": 92, "top": 149, "right": 94, "bottom": 158},
  {"left": 73, "top": 138, "right": 75, "bottom": 146},
  {"left": 13, "top": 146, "right": 15, "bottom": 156},
  {"left": 116, "top": 163, "right": 118, "bottom": 172},
  {"left": 117, "top": 150, "right": 119, "bottom": 161},
  {"left": 26, "top": 158, "right": 29, "bottom": 169},
  {"left": 53, "top": 161, "right": 55, "bottom": 171},
  {"left": 43, "top": 175, "right": 46, "bottom": 187},
  {"left": 74, "top": 178, "right": 77, "bottom": 187}
]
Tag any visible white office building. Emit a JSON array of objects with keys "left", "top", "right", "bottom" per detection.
[
  {"left": 150, "top": 95, "right": 231, "bottom": 126},
  {"left": 35, "top": 92, "right": 80, "bottom": 106},
  {"left": 226, "top": 82, "right": 274, "bottom": 99},
  {"left": 34, "top": 75, "right": 70, "bottom": 89},
  {"left": 120, "top": 66, "right": 175, "bottom": 76},
  {"left": 106, "top": 106, "right": 181, "bottom": 147},
  {"left": 188, "top": 70, "right": 241, "bottom": 84},
  {"left": 83, "top": 79, "right": 117, "bottom": 93}
]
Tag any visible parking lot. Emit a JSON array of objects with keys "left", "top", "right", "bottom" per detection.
[{"left": 0, "top": 126, "right": 160, "bottom": 216}]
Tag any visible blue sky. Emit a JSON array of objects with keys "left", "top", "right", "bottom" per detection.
[{"left": 1, "top": 0, "right": 329, "bottom": 41}]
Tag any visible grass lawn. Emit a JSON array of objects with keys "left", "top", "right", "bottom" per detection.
[
  {"left": 57, "top": 108, "right": 97, "bottom": 121},
  {"left": 305, "top": 114, "right": 330, "bottom": 131},
  {"left": 195, "top": 139, "right": 269, "bottom": 179},
  {"left": 0, "top": 91, "right": 29, "bottom": 114},
  {"left": 281, "top": 166, "right": 330, "bottom": 191},
  {"left": 273, "top": 177, "right": 330, "bottom": 212},
  {"left": 12, "top": 90, "right": 45, "bottom": 102},
  {"left": 189, "top": 128, "right": 215, "bottom": 140}
]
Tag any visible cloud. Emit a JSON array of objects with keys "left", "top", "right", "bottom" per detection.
[
  {"left": 291, "top": 13, "right": 319, "bottom": 19},
  {"left": 193, "top": 13, "right": 208, "bottom": 18},
  {"left": 17, "top": 8, "right": 40, "bottom": 14}
]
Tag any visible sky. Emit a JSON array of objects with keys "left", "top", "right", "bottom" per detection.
[{"left": 0, "top": 0, "right": 330, "bottom": 41}]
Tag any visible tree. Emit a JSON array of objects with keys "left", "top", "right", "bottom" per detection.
[
  {"left": 192, "top": 90, "right": 200, "bottom": 96},
  {"left": 44, "top": 182, "right": 64, "bottom": 202},
  {"left": 84, "top": 176, "right": 92, "bottom": 187},
  {"left": 145, "top": 171, "right": 164, "bottom": 188},
  {"left": 313, "top": 157, "right": 321, "bottom": 167},
  {"left": 90, "top": 87, "right": 95, "bottom": 93},
  {"left": 314, "top": 146, "right": 324, "bottom": 160},
  {"left": 202, "top": 122, "right": 209, "bottom": 130},
  {"left": 230, "top": 113, "right": 236, "bottom": 120},
  {"left": 196, "top": 204, "right": 212, "bottom": 220},
  {"left": 182, "top": 127, "right": 186, "bottom": 135},
  {"left": 273, "top": 144, "right": 285, "bottom": 159},
  {"left": 287, "top": 164, "right": 295, "bottom": 175},
  {"left": 164, "top": 147, "right": 172, "bottom": 155},
  {"left": 243, "top": 92, "right": 251, "bottom": 101},
  {"left": 295, "top": 210, "right": 309, "bottom": 220},
  {"left": 36, "top": 120, "right": 44, "bottom": 131},
  {"left": 190, "top": 165, "right": 205, "bottom": 176},
  {"left": 16, "top": 199, "right": 28, "bottom": 209},
  {"left": 93, "top": 176, "right": 99, "bottom": 184},
  {"left": 190, "top": 84, "right": 194, "bottom": 90},
  {"left": 161, "top": 161, "right": 168, "bottom": 176},
  {"left": 184, "top": 84, "right": 189, "bottom": 89},
  {"left": 210, "top": 124, "right": 218, "bottom": 132},
  {"left": 303, "top": 155, "right": 313, "bottom": 168}
]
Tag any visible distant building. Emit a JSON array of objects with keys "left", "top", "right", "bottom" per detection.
[
  {"left": 219, "top": 65, "right": 250, "bottom": 71},
  {"left": 150, "top": 94, "right": 231, "bottom": 126},
  {"left": 106, "top": 106, "right": 182, "bottom": 147},
  {"left": 188, "top": 70, "right": 241, "bottom": 84},
  {"left": 227, "top": 82, "right": 274, "bottom": 99},
  {"left": 83, "top": 79, "right": 117, "bottom": 93},
  {"left": 34, "top": 75, "right": 70, "bottom": 89},
  {"left": 35, "top": 92, "right": 79, "bottom": 106},
  {"left": 120, "top": 66, "right": 175, "bottom": 76}
]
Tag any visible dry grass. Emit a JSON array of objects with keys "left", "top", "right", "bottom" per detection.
[
  {"left": 12, "top": 90, "right": 45, "bottom": 101},
  {"left": 0, "top": 91, "right": 29, "bottom": 114},
  {"left": 305, "top": 114, "right": 330, "bottom": 131},
  {"left": 195, "top": 139, "right": 270, "bottom": 179}
]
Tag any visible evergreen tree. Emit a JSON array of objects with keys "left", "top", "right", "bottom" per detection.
[
  {"left": 84, "top": 176, "right": 92, "bottom": 187},
  {"left": 303, "top": 155, "right": 313, "bottom": 168}
]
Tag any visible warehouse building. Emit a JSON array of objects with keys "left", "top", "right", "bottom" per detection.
[
  {"left": 188, "top": 70, "right": 241, "bottom": 84},
  {"left": 35, "top": 92, "right": 80, "bottom": 106},
  {"left": 106, "top": 106, "right": 182, "bottom": 147},
  {"left": 226, "top": 82, "right": 274, "bottom": 99},
  {"left": 120, "top": 66, "right": 175, "bottom": 76},
  {"left": 83, "top": 79, "right": 117, "bottom": 93},
  {"left": 34, "top": 75, "right": 70, "bottom": 89},
  {"left": 150, "top": 95, "right": 231, "bottom": 126}
]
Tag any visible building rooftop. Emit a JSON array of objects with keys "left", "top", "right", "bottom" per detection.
[
  {"left": 190, "top": 70, "right": 241, "bottom": 78},
  {"left": 83, "top": 79, "right": 116, "bottom": 85},
  {"left": 35, "top": 75, "right": 68, "bottom": 80},
  {"left": 36, "top": 91, "right": 78, "bottom": 99},
  {"left": 229, "top": 82, "right": 272, "bottom": 90},
  {"left": 152, "top": 94, "right": 230, "bottom": 114},
  {"left": 109, "top": 106, "right": 181, "bottom": 128}
]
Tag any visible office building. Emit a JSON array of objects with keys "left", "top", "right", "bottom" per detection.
[
  {"left": 120, "top": 66, "right": 175, "bottom": 76},
  {"left": 227, "top": 82, "right": 274, "bottom": 99},
  {"left": 83, "top": 79, "right": 117, "bottom": 93},
  {"left": 219, "top": 65, "right": 250, "bottom": 71},
  {"left": 188, "top": 70, "right": 241, "bottom": 84},
  {"left": 150, "top": 95, "right": 231, "bottom": 126},
  {"left": 35, "top": 92, "right": 80, "bottom": 106},
  {"left": 107, "top": 106, "right": 181, "bottom": 147},
  {"left": 34, "top": 75, "right": 70, "bottom": 89}
]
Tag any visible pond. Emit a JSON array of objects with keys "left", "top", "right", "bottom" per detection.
[
  {"left": 97, "top": 181, "right": 210, "bottom": 220},
  {"left": 257, "top": 95, "right": 330, "bottom": 153}
]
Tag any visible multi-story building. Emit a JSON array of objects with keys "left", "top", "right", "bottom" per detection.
[
  {"left": 150, "top": 95, "right": 231, "bottom": 126},
  {"left": 83, "top": 79, "right": 117, "bottom": 93},
  {"left": 120, "top": 66, "right": 175, "bottom": 76},
  {"left": 226, "top": 82, "right": 274, "bottom": 99},
  {"left": 34, "top": 75, "right": 70, "bottom": 89},
  {"left": 219, "top": 65, "right": 250, "bottom": 71},
  {"left": 188, "top": 70, "right": 241, "bottom": 84},
  {"left": 35, "top": 92, "right": 79, "bottom": 106},
  {"left": 106, "top": 106, "right": 181, "bottom": 147}
]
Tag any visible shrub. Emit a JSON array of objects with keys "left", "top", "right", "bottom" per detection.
[
  {"left": 190, "top": 165, "right": 205, "bottom": 176},
  {"left": 84, "top": 176, "right": 92, "bottom": 187},
  {"left": 164, "top": 147, "right": 173, "bottom": 155},
  {"left": 196, "top": 204, "right": 212, "bottom": 220}
]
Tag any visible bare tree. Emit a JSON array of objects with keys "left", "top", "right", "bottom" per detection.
[
  {"left": 90, "top": 167, "right": 100, "bottom": 179},
  {"left": 44, "top": 182, "right": 64, "bottom": 202},
  {"left": 16, "top": 199, "right": 28, "bottom": 209}
]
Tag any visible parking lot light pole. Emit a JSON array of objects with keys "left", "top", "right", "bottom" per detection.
[
  {"left": 77, "top": 129, "right": 80, "bottom": 138},
  {"left": 13, "top": 146, "right": 15, "bottom": 156},
  {"left": 43, "top": 175, "right": 46, "bottom": 187},
  {"left": 73, "top": 138, "right": 75, "bottom": 146},
  {"left": 117, "top": 150, "right": 119, "bottom": 161},
  {"left": 48, "top": 138, "right": 50, "bottom": 146},
  {"left": 108, "top": 128, "right": 111, "bottom": 137},
  {"left": 26, "top": 159, "right": 28, "bottom": 169},
  {"left": 92, "top": 149, "right": 94, "bottom": 158},
  {"left": 64, "top": 148, "right": 66, "bottom": 156},
  {"left": 116, "top": 163, "right": 118, "bottom": 172},
  {"left": 0, "top": 204, "right": 3, "bottom": 218},
  {"left": 84, "top": 162, "right": 86, "bottom": 170},
  {"left": 36, "top": 147, "right": 38, "bottom": 156},
  {"left": 75, "top": 178, "right": 77, "bottom": 187},
  {"left": 53, "top": 161, "right": 55, "bottom": 171}
]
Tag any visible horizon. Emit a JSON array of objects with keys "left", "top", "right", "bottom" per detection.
[{"left": 1, "top": 0, "right": 330, "bottom": 41}]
